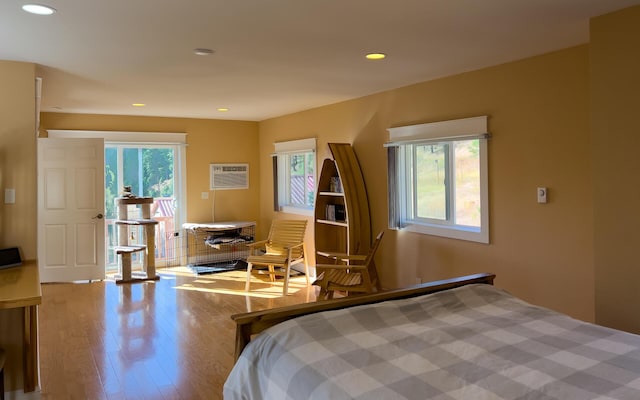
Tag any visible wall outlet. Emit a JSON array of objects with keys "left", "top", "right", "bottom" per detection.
[{"left": 201, "top": 191, "right": 209, "bottom": 200}]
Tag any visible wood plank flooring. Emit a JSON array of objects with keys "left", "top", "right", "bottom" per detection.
[{"left": 38, "top": 267, "right": 317, "bottom": 399}]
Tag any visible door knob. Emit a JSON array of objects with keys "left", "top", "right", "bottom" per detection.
[{"left": 92, "top": 213, "right": 104, "bottom": 219}]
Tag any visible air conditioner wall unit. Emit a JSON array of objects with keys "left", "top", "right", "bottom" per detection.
[{"left": 210, "top": 163, "right": 249, "bottom": 190}]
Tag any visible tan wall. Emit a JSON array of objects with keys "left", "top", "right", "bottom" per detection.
[
  {"left": 590, "top": 6, "right": 640, "bottom": 333},
  {"left": 0, "top": 61, "right": 37, "bottom": 259},
  {"left": 259, "top": 46, "right": 595, "bottom": 322},
  {"left": 39, "top": 113, "right": 260, "bottom": 224},
  {"left": 0, "top": 60, "right": 36, "bottom": 391}
]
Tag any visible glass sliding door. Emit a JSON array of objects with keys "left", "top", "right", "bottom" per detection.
[{"left": 105, "top": 144, "right": 182, "bottom": 272}]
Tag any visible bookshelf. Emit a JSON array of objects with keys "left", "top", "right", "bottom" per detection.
[{"left": 314, "top": 143, "right": 371, "bottom": 262}]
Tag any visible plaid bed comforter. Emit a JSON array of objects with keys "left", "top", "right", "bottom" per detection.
[{"left": 224, "top": 284, "right": 640, "bottom": 399}]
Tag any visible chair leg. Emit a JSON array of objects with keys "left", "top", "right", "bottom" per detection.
[
  {"left": 268, "top": 265, "right": 275, "bottom": 282},
  {"left": 282, "top": 263, "right": 290, "bottom": 296},
  {"left": 245, "top": 262, "right": 253, "bottom": 291},
  {"left": 370, "top": 260, "right": 382, "bottom": 291},
  {"left": 303, "top": 244, "right": 310, "bottom": 286}
]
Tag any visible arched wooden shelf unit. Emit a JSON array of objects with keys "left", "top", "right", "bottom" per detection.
[{"left": 314, "top": 143, "right": 371, "bottom": 262}]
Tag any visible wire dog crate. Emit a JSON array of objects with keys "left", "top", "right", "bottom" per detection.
[{"left": 182, "top": 221, "right": 255, "bottom": 274}]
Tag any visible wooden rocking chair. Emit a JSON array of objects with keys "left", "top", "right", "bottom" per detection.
[
  {"left": 314, "top": 231, "right": 384, "bottom": 300},
  {"left": 245, "top": 219, "right": 309, "bottom": 295}
]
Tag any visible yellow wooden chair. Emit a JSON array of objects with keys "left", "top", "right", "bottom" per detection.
[
  {"left": 314, "top": 231, "right": 384, "bottom": 300},
  {"left": 245, "top": 219, "right": 310, "bottom": 295}
]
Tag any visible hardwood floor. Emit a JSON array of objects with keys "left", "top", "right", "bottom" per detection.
[{"left": 38, "top": 267, "right": 317, "bottom": 399}]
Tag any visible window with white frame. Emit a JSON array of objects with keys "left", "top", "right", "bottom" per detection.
[
  {"left": 273, "top": 138, "right": 316, "bottom": 215},
  {"left": 386, "top": 116, "right": 490, "bottom": 243}
]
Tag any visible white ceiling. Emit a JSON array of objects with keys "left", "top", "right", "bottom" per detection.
[{"left": 1, "top": 0, "right": 639, "bottom": 121}]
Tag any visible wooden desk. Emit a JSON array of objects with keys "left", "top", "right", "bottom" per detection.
[{"left": 0, "top": 260, "right": 41, "bottom": 392}]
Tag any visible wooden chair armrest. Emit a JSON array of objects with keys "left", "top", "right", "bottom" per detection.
[
  {"left": 247, "top": 239, "right": 268, "bottom": 248},
  {"left": 316, "top": 252, "right": 367, "bottom": 263},
  {"left": 262, "top": 241, "right": 304, "bottom": 250},
  {"left": 314, "top": 264, "right": 367, "bottom": 270},
  {"left": 336, "top": 254, "right": 367, "bottom": 262},
  {"left": 274, "top": 242, "right": 304, "bottom": 250},
  {"left": 317, "top": 251, "right": 348, "bottom": 259}
]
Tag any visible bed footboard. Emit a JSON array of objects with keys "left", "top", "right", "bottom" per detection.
[{"left": 231, "top": 272, "right": 495, "bottom": 361}]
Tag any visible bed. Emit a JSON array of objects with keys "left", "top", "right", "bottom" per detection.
[{"left": 224, "top": 273, "right": 640, "bottom": 399}]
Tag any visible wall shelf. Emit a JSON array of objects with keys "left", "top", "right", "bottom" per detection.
[
  {"left": 316, "top": 219, "right": 348, "bottom": 227},
  {"left": 318, "top": 191, "right": 345, "bottom": 197}
]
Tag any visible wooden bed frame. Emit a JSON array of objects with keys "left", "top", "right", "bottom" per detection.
[{"left": 231, "top": 272, "right": 496, "bottom": 360}]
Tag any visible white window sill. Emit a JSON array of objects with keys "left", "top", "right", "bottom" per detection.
[
  {"left": 280, "top": 205, "right": 314, "bottom": 217},
  {"left": 401, "top": 222, "right": 489, "bottom": 244}
]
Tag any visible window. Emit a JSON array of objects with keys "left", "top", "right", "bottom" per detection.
[
  {"left": 105, "top": 145, "right": 179, "bottom": 270},
  {"left": 273, "top": 138, "right": 316, "bottom": 215},
  {"left": 387, "top": 116, "right": 489, "bottom": 243}
]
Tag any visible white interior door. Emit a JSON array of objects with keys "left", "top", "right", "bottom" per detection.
[{"left": 37, "top": 137, "right": 106, "bottom": 282}]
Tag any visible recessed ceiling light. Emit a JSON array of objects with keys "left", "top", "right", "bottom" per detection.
[
  {"left": 365, "top": 53, "right": 386, "bottom": 60},
  {"left": 132, "top": 103, "right": 146, "bottom": 107},
  {"left": 217, "top": 108, "right": 229, "bottom": 112},
  {"left": 22, "top": 4, "right": 56, "bottom": 15},
  {"left": 194, "top": 48, "right": 214, "bottom": 56}
]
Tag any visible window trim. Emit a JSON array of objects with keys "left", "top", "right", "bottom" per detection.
[
  {"left": 386, "top": 116, "right": 490, "bottom": 244},
  {"left": 273, "top": 138, "right": 316, "bottom": 215}
]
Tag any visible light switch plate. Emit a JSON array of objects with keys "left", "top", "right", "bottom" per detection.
[
  {"left": 537, "top": 187, "right": 547, "bottom": 204},
  {"left": 4, "top": 188, "right": 15, "bottom": 204}
]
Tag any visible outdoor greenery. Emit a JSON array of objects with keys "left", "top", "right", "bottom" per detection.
[
  {"left": 414, "top": 140, "right": 480, "bottom": 227},
  {"left": 105, "top": 148, "right": 118, "bottom": 219},
  {"left": 104, "top": 147, "right": 174, "bottom": 219},
  {"left": 416, "top": 143, "right": 448, "bottom": 220},
  {"left": 141, "top": 148, "right": 174, "bottom": 198}
]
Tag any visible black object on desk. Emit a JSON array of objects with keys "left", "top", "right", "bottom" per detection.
[{"left": 0, "top": 247, "right": 22, "bottom": 270}]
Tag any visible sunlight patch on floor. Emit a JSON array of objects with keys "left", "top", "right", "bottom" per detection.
[
  {"left": 159, "top": 266, "right": 312, "bottom": 298},
  {"left": 173, "top": 284, "right": 302, "bottom": 298}
]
